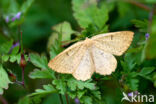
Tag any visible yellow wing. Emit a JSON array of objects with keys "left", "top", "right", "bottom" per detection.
[
  {"left": 48, "top": 31, "right": 134, "bottom": 81},
  {"left": 91, "top": 46, "right": 117, "bottom": 75},
  {"left": 48, "top": 41, "right": 86, "bottom": 74},
  {"left": 72, "top": 49, "right": 94, "bottom": 81},
  {"left": 91, "top": 31, "right": 134, "bottom": 56}
]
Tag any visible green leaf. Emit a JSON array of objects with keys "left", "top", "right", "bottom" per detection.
[
  {"left": 47, "top": 21, "right": 76, "bottom": 50},
  {"left": 138, "top": 67, "right": 155, "bottom": 81},
  {"left": 67, "top": 78, "right": 77, "bottom": 91},
  {"left": 127, "top": 78, "right": 139, "bottom": 91},
  {"left": 2, "top": 55, "right": 9, "bottom": 62},
  {"left": 29, "top": 69, "right": 53, "bottom": 79},
  {"left": 18, "top": 96, "right": 30, "bottom": 104},
  {"left": 72, "top": 0, "right": 108, "bottom": 30},
  {"left": 0, "top": 65, "right": 11, "bottom": 94},
  {"left": 11, "top": 45, "right": 20, "bottom": 55},
  {"left": 52, "top": 21, "right": 76, "bottom": 41},
  {"left": 128, "top": 72, "right": 138, "bottom": 78},
  {"left": 30, "top": 84, "right": 57, "bottom": 96},
  {"left": 29, "top": 53, "right": 55, "bottom": 79},
  {"left": 91, "top": 90, "right": 101, "bottom": 100},
  {"left": 100, "top": 0, "right": 115, "bottom": 12},
  {"left": 82, "top": 81, "right": 96, "bottom": 90},
  {"left": 53, "top": 79, "right": 66, "bottom": 94},
  {"left": 68, "top": 92, "right": 76, "bottom": 99},
  {"left": 47, "top": 32, "right": 59, "bottom": 51},
  {"left": 49, "top": 45, "right": 58, "bottom": 59},
  {"left": 48, "top": 32, "right": 63, "bottom": 59},
  {"left": 9, "top": 54, "right": 28, "bottom": 64},
  {"left": 124, "top": 53, "right": 136, "bottom": 70},
  {"left": 31, "top": 95, "right": 46, "bottom": 104},
  {"left": 121, "top": 60, "right": 129, "bottom": 72},
  {"left": 0, "top": 40, "right": 13, "bottom": 54},
  {"left": 121, "top": 53, "right": 137, "bottom": 72},
  {"left": 29, "top": 53, "right": 48, "bottom": 70},
  {"left": 67, "top": 78, "right": 95, "bottom": 91},
  {"left": 139, "top": 67, "right": 155, "bottom": 75},
  {"left": 81, "top": 96, "right": 92, "bottom": 104},
  {"left": 21, "top": 0, "right": 34, "bottom": 13},
  {"left": 77, "top": 90, "right": 86, "bottom": 99},
  {"left": 9, "top": 54, "right": 21, "bottom": 63},
  {"left": 131, "top": 19, "right": 148, "bottom": 32}
]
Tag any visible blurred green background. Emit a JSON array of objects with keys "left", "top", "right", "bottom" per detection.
[{"left": 0, "top": 0, "right": 156, "bottom": 104}]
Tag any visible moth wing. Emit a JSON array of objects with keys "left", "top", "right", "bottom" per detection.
[
  {"left": 91, "top": 46, "right": 117, "bottom": 75},
  {"left": 91, "top": 31, "right": 134, "bottom": 56},
  {"left": 72, "top": 49, "right": 94, "bottom": 81},
  {"left": 48, "top": 41, "right": 86, "bottom": 73}
]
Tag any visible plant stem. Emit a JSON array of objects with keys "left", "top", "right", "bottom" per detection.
[
  {"left": 0, "top": 95, "right": 8, "bottom": 104},
  {"left": 61, "top": 38, "right": 79, "bottom": 47},
  {"left": 19, "top": 29, "right": 25, "bottom": 87},
  {"left": 20, "top": 31, "right": 24, "bottom": 54},
  {"left": 125, "top": 0, "right": 150, "bottom": 11},
  {"left": 18, "top": 25, "right": 21, "bottom": 41},
  {"left": 112, "top": 74, "right": 123, "bottom": 93},
  {"left": 65, "top": 94, "right": 69, "bottom": 104},
  {"left": 59, "top": 94, "right": 64, "bottom": 104},
  {"left": 22, "top": 66, "right": 25, "bottom": 87}
]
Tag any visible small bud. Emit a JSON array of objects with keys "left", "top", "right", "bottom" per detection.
[
  {"left": 20, "top": 54, "right": 27, "bottom": 68},
  {"left": 145, "top": 33, "right": 150, "bottom": 40},
  {"left": 74, "top": 98, "right": 80, "bottom": 104},
  {"left": 13, "top": 42, "right": 20, "bottom": 47},
  {"left": 8, "top": 73, "right": 16, "bottom": 82},
  {"left": 5, "top": 16, "right": 9, "bottom": 23},
  {"left": 9, "top": 42, "right": 20, "bottom": 54},
  {"left": 15, "top": 12, "right": 22, "bottom": 19},
  {"left": 12, "top": 17, "right": 16, "bottom": 22}
]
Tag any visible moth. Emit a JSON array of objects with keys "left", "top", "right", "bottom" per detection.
[{"left": 48, "top": 31, "right": 134, "bottom": 81}]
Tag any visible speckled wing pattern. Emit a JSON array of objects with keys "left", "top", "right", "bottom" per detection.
[
  {"left": 48, "top": 31, "right": 134, "bottom": 81},
  {"left": 91, "top": 31, "right": 134, "bottom": 56},
  {"left": 91, "top": 46, "right": 117, "bottom": 76},
  {"left": 48, "top": 41, "right": 85, "bottom": 73}
]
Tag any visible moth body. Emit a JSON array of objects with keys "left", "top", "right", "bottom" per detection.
[{"left": 84, "top": 37, "right": 94, "bottom": 47}]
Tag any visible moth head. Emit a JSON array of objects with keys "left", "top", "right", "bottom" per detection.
[{"left": 84, "top": 37, "right": 94, "bottom": 47}]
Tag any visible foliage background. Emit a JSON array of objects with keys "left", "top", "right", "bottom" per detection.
[{"left": 0, "top": 0, "right": 156, "bottom": 104}]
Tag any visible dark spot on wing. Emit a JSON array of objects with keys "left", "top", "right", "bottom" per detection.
[
  {"left": 111, "top": 36, "right": 113, "bottom": 40},
  {"left": 100, "top": 52, "right": 103, "bottom": 55},
  {"left": 66, "top": 52, "right": 69, "bottom": 56}
]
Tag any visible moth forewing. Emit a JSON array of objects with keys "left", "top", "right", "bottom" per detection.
[
  {"left": 91, "top": 31, "right": 134, "bottom": 56},
  {"left": 48, "top": 41, "right": 84, "bottom": 73}
]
